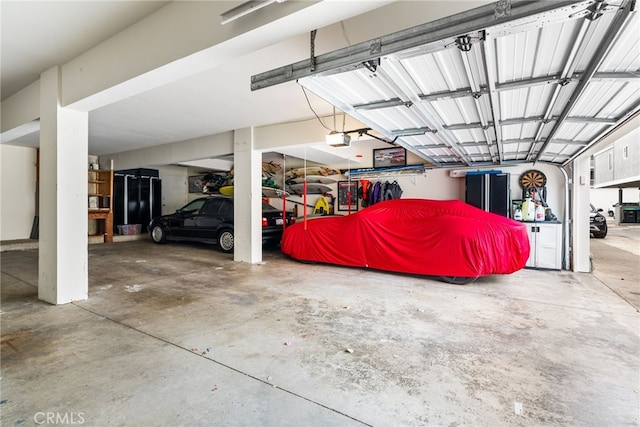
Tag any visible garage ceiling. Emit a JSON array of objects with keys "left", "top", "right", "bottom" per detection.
[{"left": 253, "top": 0, "right": 640, "bottom": 168}]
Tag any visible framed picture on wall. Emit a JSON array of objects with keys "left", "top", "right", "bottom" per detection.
[
  {"left": 188, "top": 175, "right": 205, "bottom": 193},
  {"left": 373, "top": 147, "right": 407, "bottom": 168},
  {"left": 337, "top": 181, "right": 358, "bottom": 212}
]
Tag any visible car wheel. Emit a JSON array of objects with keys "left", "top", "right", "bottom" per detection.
[
  {"left": 593, "top": 230, "right": 607, "bottom": 238},
  {"left": 438, "top": 276, "right": 477, "bottom": 285},
  {"left": 150, "top": 224, "right": 166, "bottom": 244},
  {"left": 217, "top": 229, "right": 234, "bottom": 253}
]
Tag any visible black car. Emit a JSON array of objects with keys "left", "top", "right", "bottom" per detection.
[
  {"left": 590, "top": 204, "right": 607, "bottom": 238},
  {"left": 149, "top": 196, "right": 295, "bottom": 252}
]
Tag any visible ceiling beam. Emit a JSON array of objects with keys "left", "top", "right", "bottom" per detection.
[
  {"left": 419, "top": 87, "right": 487, "bottom": 102},
  {"left": 499, "top": 116, "right": 545, "bottom": 126},
  {"left": 496, "top": 74, "right": 564, "bottom": 92},
  {"left": 442, "top": 122, "right": 483, "bottom": 131},
  {"left": 491, "top": 70, "right": 639, "bottom": 92},
  {"left": 589, "top": 71, "right": 640, "bottom": 81},
  {"left": 564, "top": 117, "right": 618, "bottom": 124},
  {"left": 353, "top": 98, "right": 407, "bottom": 110}
]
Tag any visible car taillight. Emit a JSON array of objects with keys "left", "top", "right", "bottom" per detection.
[{"left": 262, "top": 217, "right": 268, "bottom": 227}]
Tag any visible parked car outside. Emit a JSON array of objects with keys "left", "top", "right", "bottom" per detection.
[
  {"left": 149, "top": 195, "right": 295, "bottom": 252},
  {"left": 281, "top": 198, "right": 530, "bottom": 284},
  {"left": 590, "top": 203, "right": 608, "bottom": 238}
]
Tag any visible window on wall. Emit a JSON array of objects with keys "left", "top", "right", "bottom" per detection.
[
  {"left": 608, "top": 152, "right": 613, "bottom": 170},
  {"left": 623, "top": 145, "right": 629, "bottom": 159}
]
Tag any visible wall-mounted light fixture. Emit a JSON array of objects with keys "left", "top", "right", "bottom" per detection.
[{"left": 221, "top": 0, "right": 285, "bottom": 25}]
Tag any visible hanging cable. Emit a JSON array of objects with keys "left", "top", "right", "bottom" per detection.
[
  {"left": 301, "top": 86, "right": 332, "bottom": 131},
  {"left": 333, "top": 106, "right": 336, "bottom": 132}
]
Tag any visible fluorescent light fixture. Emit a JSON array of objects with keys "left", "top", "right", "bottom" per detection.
[
  {"left": 221, "top": 0, "right": 283, "bottom": 25},
  {"left": 326, "top": 132, "right": 351, "bottom": 147}
]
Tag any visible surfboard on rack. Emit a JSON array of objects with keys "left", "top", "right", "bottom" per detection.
[
  {"left": 285, "top": 166, "right": 341, "bottom": 179},
  {"left": 217, "top": 186, "right": 289, "bottom": 198},
  {"left": 261, "top": 187, "right": 289, "bottom": 198},
  {"left": 286, "top": 175, "right": 337, "bottom": 185},
  {"left": 287, "top": 183, "right": 332, "bottom": 196},
  {"left": 218, "top": 185, "right": 234, "bottom": 196}
]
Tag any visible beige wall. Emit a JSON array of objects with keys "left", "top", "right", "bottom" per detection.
[
  {"left": 0, "top": 142, "right": 570, "bottom": 243},
  {"left": 0, "top": 145, "right": 37, "bottom": 240}
]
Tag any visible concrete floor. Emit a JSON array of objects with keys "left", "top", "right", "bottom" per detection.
[{"left": 1, "top": 223, "right": 639, "bottom": 426}]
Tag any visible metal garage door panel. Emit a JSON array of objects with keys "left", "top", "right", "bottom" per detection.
[{"left": 286, "top": 1, "right": 640, "bottom": 168}]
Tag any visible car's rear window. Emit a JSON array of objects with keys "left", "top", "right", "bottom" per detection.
[{"left": 262, "top": 202, "right": 279, "bottom": 212}]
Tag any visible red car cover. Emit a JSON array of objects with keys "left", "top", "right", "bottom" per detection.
[{"left": 281, "top": 199, "right": 530, "bottom": 278}]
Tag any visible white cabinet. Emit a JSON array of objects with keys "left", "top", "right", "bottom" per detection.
[{"left": 525, "top": 222, "right": 562, "bottom": 270}]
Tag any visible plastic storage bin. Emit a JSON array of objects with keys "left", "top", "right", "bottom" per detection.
[
  {"left": 117, "top": 224, "right": 142, "bottom": 235},
  {"left": 622, "top": 209, "right": 637, "bottom": 224}
]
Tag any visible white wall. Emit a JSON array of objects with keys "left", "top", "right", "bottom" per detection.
[
  {"left": 591, "top": 188, "right": 640, "bottom": 212},
  {"left": 593, "top": 129, "right": 640, "bottom": 188},
  {"left": 156, "top": 165, "right": 189, "bottom": 214},
  {"left": 0, "top": 145, "right": 37, "bottom": 240}
]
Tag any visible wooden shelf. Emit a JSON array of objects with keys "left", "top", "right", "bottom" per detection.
[{"left": 88, "top": 168, "right": 114, "bottom": 243}]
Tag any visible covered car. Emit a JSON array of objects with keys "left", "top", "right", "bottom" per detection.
[{"left": 281, "top": 198, "right": 530, "bottom": 283}]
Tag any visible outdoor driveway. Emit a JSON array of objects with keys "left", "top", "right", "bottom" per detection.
[{"left": 590, "top": 221, "right": 640, "bottom": 311}]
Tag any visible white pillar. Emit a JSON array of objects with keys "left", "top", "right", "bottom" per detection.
[
  {"left": 38, "top": 66, "right": 89, "bottom": 304},
  {"left": 571, "top": 156, "right": 591, "bottom": 272},
  {"left": 233, "top": 127, "right": 262, "bottom": 263}
]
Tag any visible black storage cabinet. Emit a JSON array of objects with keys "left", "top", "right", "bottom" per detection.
[
  {"left": 114, "top": 168, "right": 162, "bottom": 234},
  {"left": 465, "top": 171, "right": 510, "bottom": 217}
]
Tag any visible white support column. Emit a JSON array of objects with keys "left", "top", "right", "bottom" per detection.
[
  {"left": 571, "top": 156, "right": 591, "bottom": 272},
  {"left": 38, "top": 66, "right": 89, "bottom": 304},
  {"left": 233, "top": 127, "right": 262, "bottom": 263}
]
